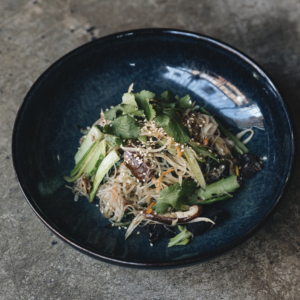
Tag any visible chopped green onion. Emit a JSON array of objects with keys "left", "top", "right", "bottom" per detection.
[{"left": 168, "top": 225, "right": 193, "bottom": 248}]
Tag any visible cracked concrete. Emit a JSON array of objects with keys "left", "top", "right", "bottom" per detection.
[{"left": 1, "top": 0, "right": 300, "bottom": 299}]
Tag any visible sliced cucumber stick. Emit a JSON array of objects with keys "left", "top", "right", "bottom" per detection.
[
  {"left": 184, "top": 147, "right": 206, "bottom": 190},
  {"left": 85, "top": 140, "right": 107, "bottom": 177},
  {"left": 70, "top": 141, "right": 98, "bottom": 177},
  {"left": 64, "top": 143, "right": 99, "bottom": 182},
  {"left": 89, "top": 150, "right": 120, "bottom": 202},
  {"left": 74, "top": 126, "right": 104, "bottom": 164}
]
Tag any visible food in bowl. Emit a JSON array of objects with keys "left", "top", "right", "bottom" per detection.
[{"left": 64, "top": 84, "right": 262, "bottom": 247}]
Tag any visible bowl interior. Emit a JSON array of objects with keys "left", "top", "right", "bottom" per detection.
[{"left": 13, "top": 30, "right": 294, "bottom": 267}]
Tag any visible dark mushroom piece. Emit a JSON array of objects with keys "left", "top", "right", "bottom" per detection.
[
  {"left": 124, "top": 146, "right": 155, "bottom": 182},
  {"left": 240, "top": 153, "right": 263, "bottom": 178},
  {"left": 143, "top": 205, "right": 203, "bottom": 225}
]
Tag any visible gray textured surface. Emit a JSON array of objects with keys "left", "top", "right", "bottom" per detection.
[{"left": 1, "top": 1, "right": 300, "bottom": 299}]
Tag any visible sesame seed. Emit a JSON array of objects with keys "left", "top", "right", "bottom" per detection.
[
  {"left": 150, "top": 243, "right": 153, "bottom": 247},
  {"left": 137, "top": 231, "right": 140, "bottom": 235}
]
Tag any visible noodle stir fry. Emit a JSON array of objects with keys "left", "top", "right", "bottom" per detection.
[{"left": 65, "top": 84, "right": 262, "bottom": 247}]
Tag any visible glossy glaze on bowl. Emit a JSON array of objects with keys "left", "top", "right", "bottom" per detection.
[{"left": 12, "top": 29, "right": 295, "bottom": 269}]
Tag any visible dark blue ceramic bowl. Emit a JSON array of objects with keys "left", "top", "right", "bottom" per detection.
[{"left": 12, "top": 29, "right": 295, "bottom": 269}]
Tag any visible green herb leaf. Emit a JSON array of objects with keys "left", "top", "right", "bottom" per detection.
[
  {"left": 106, "top": 134, "right": 123, "bottom": 146},
  {"left": 122, "top": 93, "right": 136, "bottom": 105},
  {"left": 131, "top": 110, "right": 144, "bottom": 117},
  {"left": 161, "top": 90, "right": 176, "bottom": 103},
  {"left": 186, "top": 193, "right": 199, "bottom": 206},
  {"left": 104, "top": 106, "right": 123, "bottom": 121},
  {"left": 135, "top": 90, "right": 156, "bottom": 121},
  {"left": 157, "top": 90, "right": 177, "bottom": 109},
  {"left": 177, "top": 94, "right": 193, "bottom": 108},
  {"left": 103, "top": 115, "right": 140, "bottom": 139},
  {"left": 122, "top": 104, "right": 139, "bottom": 114},
  {"left": 163, "top": 109, "right": 190, "bottom": 144},
  {"left": 153, "top": 179, "right": 197, "bottom": 214},
  {"left": 155, "top": 114, "right": 170, "bottom": 127}
]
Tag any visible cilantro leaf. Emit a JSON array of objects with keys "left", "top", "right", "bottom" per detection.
[
  {"left": 161, "top": 90, "right": 176, "bottom": 103},
  {"left": 122, "top": 93, "right": 140, "bottom": 115},
  {"left": 104, "top": 106, "right": 123, "bottom": 121},
  {"left": 106, "top": 134, "right": 123, "bottom": 146},
  {"left": 163, "top": 109, "right": 190, "bottom": 143},
  {"left": 135, "top": 90, "right": 156, "bottom": 121},
  {"left": 158, "top": 90, "right": 177, "bottom": 109},
  {"left": 152, "top": 179, "right": 197, "bottom": 214},
  {"left": 153, "top": 183, "right": 182, "bottom": 214},
  {"left": 181, "top": 179, "right": 198, "bottom": 197},
  {"left": 122, "top": 104, "right": 139, "bottom": 114},
  {"left": 155, "top": 114, "right": 170, "bottom": 127},
  {"left": 122, "top": 93, "right": 136, "bottom": 105},
  {"left": 186, "top": 193, "right": 199, "bottom": 206},
  {"left": 131, "top": 110, "right": 144, "bottom": 117},
  {"left": 103, "top": 115, "right": 140, "bottom": 139},
  {"left": 177, "top": 94, "right": 193, "bottom": 109}
]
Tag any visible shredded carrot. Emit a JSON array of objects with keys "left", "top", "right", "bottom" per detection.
[
  {"left": 204, "top": 137, "right": 209, "bottom": 146},
  {"left": 157, "top": 168, "right": 175, "bottom": 184},
  {"left": 151, "top": 168, "right": 175, "bottom": 193},
  {"left": 176, "top": 145, "right": 183, "bottom": 158},
  {"left": 145, "top": 201, "right": 155, "bottom": 214},
  {"left": 235, "top": 165, "right": 240, "bottom": 177}
]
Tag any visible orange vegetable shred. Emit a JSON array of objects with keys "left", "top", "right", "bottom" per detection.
[{"left": 145, "top": 201, "right": 155, "bottom": 214}]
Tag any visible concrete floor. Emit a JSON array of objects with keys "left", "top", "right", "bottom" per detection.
[{"left": 1, "top": 0, "right": 300, "bottom": 299}]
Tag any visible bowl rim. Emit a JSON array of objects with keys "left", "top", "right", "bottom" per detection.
[{"left": 12, "top": 28, "right": 296, "bottom": 269}]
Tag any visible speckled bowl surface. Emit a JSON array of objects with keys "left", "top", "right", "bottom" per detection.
[{"left": 12, "top": 28, "right": 295, "bottom": 269}]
